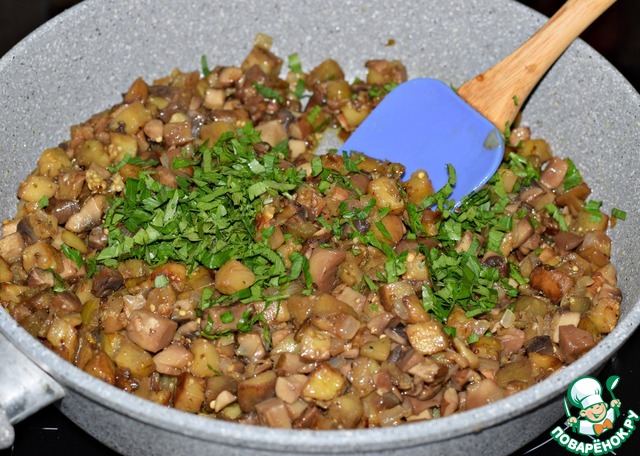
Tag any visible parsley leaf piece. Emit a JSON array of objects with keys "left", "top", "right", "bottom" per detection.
[
  {"left": 544, "top": 203, "right": 569, "bottom": 232},
  {"left": 563, "top": 158, "right": 583, "bottom": 191},
  {"left": 61, "top": 243, "right": 83, "bottom": 269}
]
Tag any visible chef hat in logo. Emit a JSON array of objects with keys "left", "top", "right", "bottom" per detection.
[{"left": 569, "top": 377, "right": 604, "bottom": 409}]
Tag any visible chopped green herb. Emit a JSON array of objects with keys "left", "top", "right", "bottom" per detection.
[
  {"left": 584, "top": 200, "right": 603, "bottom": 222},
  {"left": 201, "top": 55, "right": 211, "bottom": 77},
  {"left": 287, "top": 53, "right": 302, "bottom": 74},
  {"left": 98, "top": 123, "right": 306, "bottom": 306},
  {"left": 61, "top": 243, "right": 83, "bottom": 269},
  {"left": 220, "top": 311, "right": 235, "bottom": 324},
  {"left": 563, "top": 158, "right": 583, "bottom": 191},
  {"left": 467, "top": 333, "right": 480, "bottom": 344},
  {"left": 37, "top": 195, "right": 49, "bottom": 209},
  {"left": 443, "top": 326, "right": 457, "bottom": 338},
  {"left": 612, "top": 208, "right": 627, "bottom": 221},
  {"left": 545, "top": 203, "right": 569, "bottom": 232},
  {"left": 307, "top": 105, "right": 322, "bottom": 124},
  {"left": 253, "top": 83, "right": 284, "bottom": 103},
  {"left": 154, "top": 274, "right": 170, "bottom": 288},
  {"left": 107, "top": 154, "right": 159, "bottom": 173}
]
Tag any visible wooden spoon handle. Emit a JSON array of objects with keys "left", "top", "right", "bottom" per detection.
[{"left": 457, "top": 0, "right": 616, "bottom": 130}]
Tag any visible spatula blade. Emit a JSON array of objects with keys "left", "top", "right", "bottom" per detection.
[{"left": 340, "top": 78, "right": 504, "bottom": 204}]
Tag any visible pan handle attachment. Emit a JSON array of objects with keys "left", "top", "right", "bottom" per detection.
[{"left": 0, "top": 332, "right": 65, "bottom": 449}]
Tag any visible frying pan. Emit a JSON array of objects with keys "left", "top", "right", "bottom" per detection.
[{"left": 0, "top": 0, "right": 639, "bottom": 454}]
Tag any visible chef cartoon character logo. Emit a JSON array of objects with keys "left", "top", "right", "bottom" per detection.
[
  {"left": 551, "top": 375, "right": 640, "bottom": 455},
  {"left": 564, "top": 376, "right": 620, "bottom": 437}
]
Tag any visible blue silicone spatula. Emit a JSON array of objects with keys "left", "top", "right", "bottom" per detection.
[{"left": 340, "top": 0, "right": 615, "bottom": 204}]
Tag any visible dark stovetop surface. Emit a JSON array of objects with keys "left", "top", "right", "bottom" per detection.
[{"left": 2, "top": 1, "right": 639, "bottom": 455}]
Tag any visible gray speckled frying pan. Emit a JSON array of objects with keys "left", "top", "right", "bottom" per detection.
[{"left": 0, "top": 0, "right": 638, "bottom": 454}]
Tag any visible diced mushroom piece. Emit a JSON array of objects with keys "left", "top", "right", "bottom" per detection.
[
  {"left": 51, "top": 290, "right": 83, "bottom": 314},
  {"left": 465, "top": 379, "right": 506, "bottom": 410},
  {"left": 48, "top": 199, "right": 81, "bottom": 225},
  {"left": 17, "top": 211, "right": 58, "bottom": 243},
  {"left": 396, "top": 348, "right": 425, "bottom": 373},
  {"left": 551, "top": 311, "right": 581, "bottom": 343},
  {"left": 255, "top": 397, "right": 293, "bottom": 429},
  {"left": 553, "top": 232, "right": 583, "bottom": 251},
  {"left": 88, "top": 226, "right": 109, "bottom": 250},
  {"left": 407, "top": 358, "right": 445, "bottom": 383},
  {"left": 204, "top": 375, "right": 239, "bottom": 411},
  {"left": 237, "top": 332, "right": 267, "bottom": 361},
  {"left": 440, "top": 387, "right": 460, "bottom": 417},
  {"left": 201, "top": 304, "right": 248, "bottom": 334},
  {"left": 379, "top": 281, "right": 429, "bottom": 323},
  {"left": 539, "top": 156, "right": 569, "bottom": 189},
  {"left": 558, "top": 325, "right": 596, "bottom": 363},
  {"left": 153, "top": 343, "right": 194, "bottom": 375},
  {"left": 126, "top": 309, "right": 178, "bottom": 353},
  {"left": 275, "top": 374, "right": 308, "bottom": 404},
  {"left": 65, "top": 194, "right": 107, "bottom": 233},
  {"left": 0, "top": 232, "right": 26, "bottom": 263},
  {"left": 309, "top": 293, "right": 360, "bottom": 340},
  {"left": 26, "top": 267, "right": 55, "bottom": 288},
  {"left": 237, "top": 370, "right": 277, "bottom": 412},
  {"left": 92, "top": 267, "right": 124, "bottom": 297},
  {"left": 256, "top": 120, "right": 287, "bottom": 147},
  {"left": 498, "top": 327, "right": 525, "bottom": 359},
  {"left": 406, "top": 321, "right": 449, "bottom": 355},
  {"left": 511, "top": 218, "right": 534, "bottom": 249},
  {"left": 529, "top": 267, "right": 575, "bottom": 304},
  {"left": 524, "top": 335, "right": 555, "bottom": 356},
  {"left": 308, "top": 248, "right": 346, "bottom": 293}
]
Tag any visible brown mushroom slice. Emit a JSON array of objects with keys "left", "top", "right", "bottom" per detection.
[
  {"left": 529, "top": 267, "right": 575, "bottom": 304},
  {"left": 91, "top": 267, "right": 124, "bottom": 297},
  {"left": 255, "top": 397, "right": 292, "bottom": 429},
  {"left": 539, "top": 156, "right": 569, "bottom": 190},
  {"left": 308, "top": 247, "right": 346, "bottom": 293},
  {"left": 65, "top": 194, "right": 107, "bottom": 233},
  {"left": 558, "top": 325, "right": 596, "bottom": 363},
  {"left": 153, "top": 343, "right": 193, "bottom": 375},
  {"left": 275, "top": 374, "right": 308, "bottom": 405},
  {"left": 48, "top": 199, "right": 81, "bottom": 225},
  {"left": 309, "top": 293, "right": 360, "bottom": 340},
  {"left": 465, "top": 378, "right": 506, "bottom": 410},
  {"left": 237, "top": 370, "right": 277, "bottom": 413},
  {"left": 126, "top": 309, "right": 178, "bottom": 353}
]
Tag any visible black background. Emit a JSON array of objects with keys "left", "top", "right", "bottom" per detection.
[{"left": 1, "top": 0, "right": 639, "bottom": 455}]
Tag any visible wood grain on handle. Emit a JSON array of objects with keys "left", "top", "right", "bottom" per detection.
[{"left": 457, "top": 0, "right": 617, "bottom": 130}]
